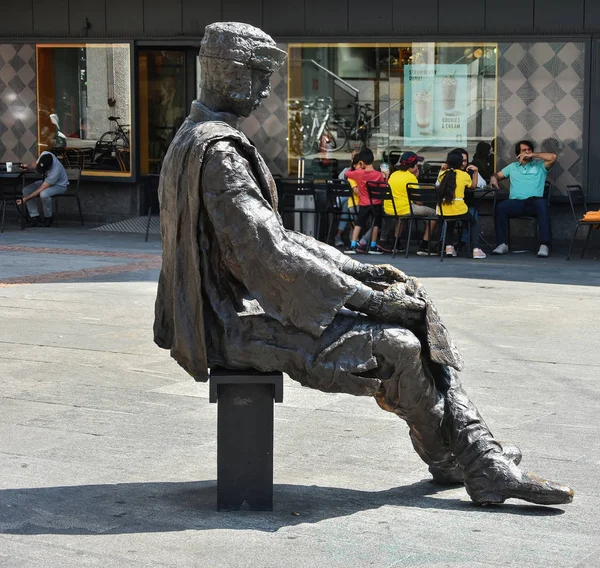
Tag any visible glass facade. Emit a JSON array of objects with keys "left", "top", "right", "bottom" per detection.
[
  {"left": 288, "top": 43, "right": 498, "bottom": 176},
  {"left": 138, "top": 50, "right": 187, "bottom": 175},
  {"left": 36, "top": 44, "right": 132, "bottom": 177}
]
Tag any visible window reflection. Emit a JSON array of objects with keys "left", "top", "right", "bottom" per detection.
[
  {"left": 37, "top": 44, "right": 132, "bottom": 176},
  {"left": 288, "top": 43, "right": 497, "bottom": 176}
]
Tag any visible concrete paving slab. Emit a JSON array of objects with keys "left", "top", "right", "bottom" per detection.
[{"left": 0, "top": 228, "right": 599, "bottom": 567}]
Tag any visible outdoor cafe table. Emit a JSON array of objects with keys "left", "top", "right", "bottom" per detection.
[{"left": 0, "top": 164, "right": 34, "bottom": 230}]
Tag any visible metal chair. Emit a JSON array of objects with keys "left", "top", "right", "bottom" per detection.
[
  {"left": 53, "top": 167, "right": 83, "bottom": 226},
  {"left": 437, "top": 202, "right": 474, "bottom": 263},
  {"left": 505, "top": 181, "right": 553, "bottom": 250},
  {"left": 324, "top": 179, "right": 356, "bottom": 244},
  {"left": 388, "top": 149, "right": 403, "bottom": 173},
  {"left": 276, "top": 177, "right": 321, "bottom": 236},
  {"left": 365, "top": 180, "right": 406, "bottom": 257},
  {"left": 405, "top": 183, "right": 440, "bottom": 258},
  {"left": 309, "top": 158, "right": 339, "bottom": 180},
  {"left": 420, "top": 161, "right": 444, "bottom": 183},
  {"left": 566, "top": 185, "right": 600, "bottom": 260}
]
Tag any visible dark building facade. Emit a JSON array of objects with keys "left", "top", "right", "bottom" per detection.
[{"left": 1, "top": 0, "right": 599, "bottom": 225}]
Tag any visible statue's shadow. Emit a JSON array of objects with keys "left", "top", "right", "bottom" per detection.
[{"left": 0, "top": 480, "right": 564, "bottom": 535}]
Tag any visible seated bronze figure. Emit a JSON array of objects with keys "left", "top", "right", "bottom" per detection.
[{"left": 154, "top": 21, "right": 573, "bottom": 507}]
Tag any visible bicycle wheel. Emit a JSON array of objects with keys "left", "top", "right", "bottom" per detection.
[
  {"left": 323, "top": 124, "right": 349, "bottom": 153},
  {"left": 301, "top": 130, "right": 316, "bottom": 155}
]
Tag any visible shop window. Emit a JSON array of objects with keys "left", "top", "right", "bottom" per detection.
[
  {"left": 36, "top": 44, "right": 132, "bottom": 177},
  {"left": 288, "top": 43, "right": 498, "bottom": 178}
]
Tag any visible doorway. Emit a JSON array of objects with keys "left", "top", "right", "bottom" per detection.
[{"left": 138, "top": 49, "right": 197, "bottom": 176}]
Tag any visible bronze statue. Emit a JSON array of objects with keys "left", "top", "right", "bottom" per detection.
[{"left": 154, "top": 22, "right": 573, "bottom": 507}]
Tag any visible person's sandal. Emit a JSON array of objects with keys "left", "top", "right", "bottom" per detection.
[{"left": 472, "top": 248, "right": 486, "bottom": 259}]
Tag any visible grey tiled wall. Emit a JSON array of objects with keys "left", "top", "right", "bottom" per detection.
[
  {"left": 239, "top": 44, "right": 288, "bottom": 176},
  {"left": 0, "top": 44, "right": 38, "bottom": 164},
  {"left": 497, "top": 42, "right": 585, "bottom": 192}
]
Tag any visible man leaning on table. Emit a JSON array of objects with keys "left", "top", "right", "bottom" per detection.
[
  {"left": 489, "top": 140, "right": 556, "bottom": 258},
  {"left": 16, "top": 151, "right": 69, "bottom": 227}
]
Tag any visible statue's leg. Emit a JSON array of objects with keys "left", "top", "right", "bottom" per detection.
[
  {"left": 372, "top": 327, "right": 573, "bottom": 506},
  {"left": 371, "top": 327, "right": 459, "bottom": 481}
]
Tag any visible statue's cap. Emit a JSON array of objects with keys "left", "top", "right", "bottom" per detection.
[{"left": 200, "top": 22, "right": 286, "bottom": 74}]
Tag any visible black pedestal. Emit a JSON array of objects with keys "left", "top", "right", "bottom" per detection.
[{"left": 209, "top": 368, "right": 283, "bottom": 511}]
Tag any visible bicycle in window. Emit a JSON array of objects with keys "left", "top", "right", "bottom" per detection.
[
  {"left": 300, "top": 97, "right": 350, "bottom": 155},
  {"left": 93, "top": 116, "right": 130, "bottom": 168}
]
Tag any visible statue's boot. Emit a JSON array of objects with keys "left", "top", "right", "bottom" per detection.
[
  {"left": 429, "top": 442, "right": 522, "bottom": 485},
  {"left": 442, "top": 369, "right": 574, "bottom": 506},
  {"left": 464, "top": 459, "right": 574, "bottom": 506},
  {"left": 371, "top": 335, "right": 573, "bottom": 506}
]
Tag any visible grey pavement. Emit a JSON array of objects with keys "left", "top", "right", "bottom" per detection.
[{"left": 0, "top": 226, "right": 599, "bottom": 567}]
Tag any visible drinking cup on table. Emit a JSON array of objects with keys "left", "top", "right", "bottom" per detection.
[{"left": 6, "top": 161, "right": 12, "bottom": 171}]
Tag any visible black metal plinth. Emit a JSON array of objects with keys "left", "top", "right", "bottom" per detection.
[{"left": 209, "top": 368, "right": 283, "bottom": 511}]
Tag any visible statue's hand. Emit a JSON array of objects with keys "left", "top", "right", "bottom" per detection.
[
  {"left": 369, "top": 264, "right": 408, "bottom": 283},
  {"left": 363, "top": 283, "right": 426, "bottom": 325}
]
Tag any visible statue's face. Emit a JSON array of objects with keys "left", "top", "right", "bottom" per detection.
[
  {"left": 235, "top": 68, "right": 272, "bottom": 117},
  {"left": 200, "top": 58, "right": 274, "bottom": 118}
]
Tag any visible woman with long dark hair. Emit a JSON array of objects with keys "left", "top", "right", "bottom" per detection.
[
  {"left": 437, "top": 151, "right": 486, "bottom": 259},
  {"left": 472, "top": 141, "right": 493, "bottom": 181}
]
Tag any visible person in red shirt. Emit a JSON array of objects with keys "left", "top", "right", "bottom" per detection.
[{"left": 345, "top": 148, "right": 386, "bottom": 254}]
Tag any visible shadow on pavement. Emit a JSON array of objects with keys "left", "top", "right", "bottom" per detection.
[{"left": 0, "top": 480, "right": 564, "bottom": 535}]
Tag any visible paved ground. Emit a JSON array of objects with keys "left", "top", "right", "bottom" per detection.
[{"left": 0, "top": 224, "right": 599, "bottom": 567}]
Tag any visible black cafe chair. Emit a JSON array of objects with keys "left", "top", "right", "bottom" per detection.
[
  {"left": 365, "top": 180, "right": 408, "bottom": 258},
  {"left": 52, "top": 167, "right": 83, "bottom": 227},
  {"left": 324, "top": 178, "right": 356, "bottom": 244},
  {"left": 566, "top": 184, "right": 600, "bottom": 260},
  {"left": 276, "top": 177, "right": 322, "bottom": 237},
  {"left": 506, "top": 181, "right": 553, "bottom": 251},
  {"left": 405, "top": 183, "right": 440, "bottom": 258}
]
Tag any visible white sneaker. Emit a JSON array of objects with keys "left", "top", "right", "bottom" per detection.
[
  {"left": 445, "top": 245, "right": 457, "bottom": 257},
  {"left": 492, "top": 243, "right": 509, "bottom": 255},
  {"left": 472, "top": 248, "right": 487, "bottom": 259},
  {"left": 537, "top": 244, "right": 549, "bottom": 258},
  {"left": 334, "top": 235, "right": 344, "bottom": 247}
]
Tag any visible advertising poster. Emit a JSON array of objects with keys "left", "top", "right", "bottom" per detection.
[{"left": 404, "top": 64, "right": 468, "bottom": 147}]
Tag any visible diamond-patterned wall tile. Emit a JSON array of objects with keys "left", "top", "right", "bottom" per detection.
[
  {"left": 0, "top": 45, "right": 17, "bottom": 61},
  {"left": 543, "top": 107, "right": 567, "bottom": 130},
  {"left": 517, "top": 52, "right": 539, "bottom": 78},
  {"left": 555, "top": 93, "right": 579, "bottom": 119},
  {"left": 541, "top": 81, "right": 568, "bottom": 104},
  {"left": 528, "top": 66, "right": 553, "bottom": 92},
  {"left": 0, "top": 43, "right": 37, "bottom": 164},
  {"left": 529, "top": 119, "right": 555, "bottom": 146},
  {"left": 497, "top": 42, "right": 585, "bottom": 193},
  {"left": 543, "top": 55, "right": 568, "bottom": 78},
  {"left": 516, "top": 82, "right": 540, "bottom": 105},
  {"left": 502, "top": 43, "right": 527, "bottom": 66},
  {"left": 528, "top": 43, "right": 555, "bottom": 65},
  {"left": 18, "top": 45, "right": 34, "bottom": 61},
  {"left": 239, "top": 44, "right": 288, "bottom": 176},
  {"left": 555, "top": 67, "right": 580, "bottom": 93},
  {"left": 502, "top": 67, "right": 527, "bottom": 92},
  {"left": 557, "top": 43, "right": 580, "bottom": 65}
]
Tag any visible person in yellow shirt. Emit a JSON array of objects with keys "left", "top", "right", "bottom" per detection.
[
  {"left": 386, "top": 151, "right": 437, "bottom": 255},
  {"left": 437, "top": 151, "right": 486, "bottom": 259}
]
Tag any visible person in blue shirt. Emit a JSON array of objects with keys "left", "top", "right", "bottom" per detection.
[{"left": 489, "top": 140, "right": 556, "bottom": 257}]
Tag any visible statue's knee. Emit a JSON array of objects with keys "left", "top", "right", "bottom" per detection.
[{"left": 383, "top": 327, "right": 422, "bottom": 359}]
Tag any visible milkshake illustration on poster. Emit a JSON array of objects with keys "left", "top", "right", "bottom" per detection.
[{"left": 405, "top": 64, "right": 468, "bottom": 146}]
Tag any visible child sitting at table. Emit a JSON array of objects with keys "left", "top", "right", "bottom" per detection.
[
  {"left": 344, "top": 147, "right": 386, "bottom": 255},
  {"left": 437, "top": 151, "right": 486, "bottom": 259}
]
